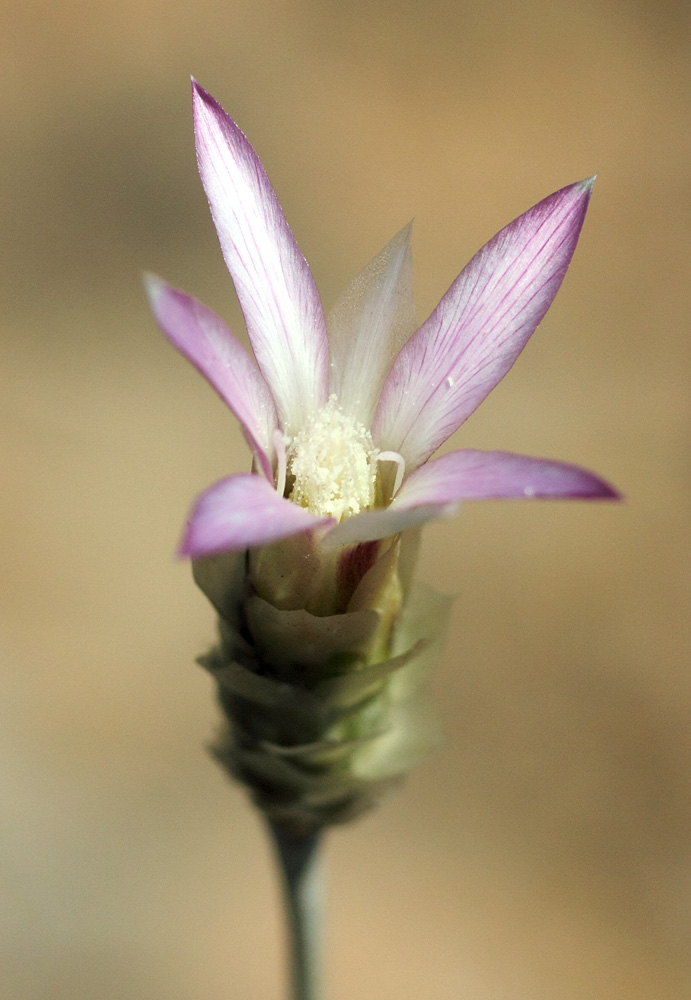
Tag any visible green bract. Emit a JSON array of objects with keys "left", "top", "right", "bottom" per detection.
[{"left": 194, "top": 537, "right": 451, "bottom": 835}]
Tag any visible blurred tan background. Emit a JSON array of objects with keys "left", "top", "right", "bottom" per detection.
[{"left": 2, "top": 0, "right": 690, "bottom": 997}]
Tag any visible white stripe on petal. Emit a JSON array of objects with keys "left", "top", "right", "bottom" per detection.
[
  {"left": 328, "top": 223, "right": 417, "bottom": 426},
  {"left": 180, "top": 474, "right": 334, "bottom": 558},
  {"left": 373, "top": 179, "right": 595, "bottom": 469},
  {"left": 192, "top": 81, "right": 329, "bottom": 434},
  {"left": 145, "top": 275, "right": 277, "bottom": 480}
]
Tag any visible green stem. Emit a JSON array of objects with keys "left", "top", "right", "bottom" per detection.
[{"left": 270, "top": 825, "right": 325, "bottom": 1000}]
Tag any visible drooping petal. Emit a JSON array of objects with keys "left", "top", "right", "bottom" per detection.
[
  {"left": 192, "top": 80, "right": 329, "bottom": 434},
  {"left": 373, "top": 179, "right": 595, "bottom": 469},
  {"left": 328, "top": 223, "right": 417, "bottom": 426},
  {"left": 393, "top": 448, "right": 621, "bottom": 507},
  {"left": 145, "top": 275, "right": 277, "bottom": 480},
  {"left": 180, "top": 474, "right": 334, "bottom": 558}
]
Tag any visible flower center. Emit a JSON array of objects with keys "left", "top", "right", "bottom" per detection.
[{"left": 287, "top": 397, "right": 378, "bottom": 521}]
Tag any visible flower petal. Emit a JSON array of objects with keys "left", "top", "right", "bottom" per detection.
[
  {"left": 322, "top": 504, "right": 452, "bottom": 549},
  {"left": 145, "top": 275, "right": 277, "bottom": 480},
  {"left": 328, "top": 223, "right": 417, "bottom": 426},
  {"left": 180, "top": 474, "right": 334, "bottom": 558},
  {"left": 373, "top": 179, "right": 595, "bottom": 469},
  {"left": 393, "top": 448, "right": 621, "bottom": 507},
  {"left": 192, "top": 80, "right": 329, "bottom": 434},
  {"left": 323, "top": 445, "right": 619, "bottom": 549}
]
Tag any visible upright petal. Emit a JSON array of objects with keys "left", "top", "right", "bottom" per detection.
[
  {"left": 180, "top": 474, "right": 334, "bottom": 558},
  {"left": 393, "top": 448, "right": 620, "bottom": 508},
  {"left": 192, "top": 80, "right": 329, "bottom": 434},
  {"left": 145, "top": 275, "right": 277, "bottom": 480},
  {"left": 373, "top": 179, "right": 595, "bottom": 469},
  {"left": 328, "top": 224, "right": 417, "bottom": 426}
]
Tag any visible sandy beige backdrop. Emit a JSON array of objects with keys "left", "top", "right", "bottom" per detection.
[{"left": 2, "top": 1, "right": 690, "bottom": 997}]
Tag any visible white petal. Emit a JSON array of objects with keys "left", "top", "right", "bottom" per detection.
[
  {"left": 321, "top": 503, "right": 454, "bottom": 549},
  {"left": 328, "top": 223, "right": 417, "bottom": 426}
]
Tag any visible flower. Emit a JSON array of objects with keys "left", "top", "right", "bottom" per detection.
[
  {"left": 145, "top": 82, "right": 621, "bottom": 833},
  {"left": 146, "top": 80, "right": 618, "bottom": 565}
]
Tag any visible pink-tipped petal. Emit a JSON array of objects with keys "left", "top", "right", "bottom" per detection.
[
  {"left": 192, "top": 81, "right": 329, "bottom": 434},
  {"left": 328, "top": 223, "right": 417, "bottom": 426},
  {"left": 373, "top": 179, "right": 595, "bottom": 469},
  {"left": 393, "top": 448, "right": 621, "bottom": 509},
  {"left": 323, "top": 446, "right": 618, "bottom": 549},
  {"left": 145, "top": 275, "right": 276, "bottom": 480},
  {"left": 180, "top": 474, "right": 334, "bottom": 558}
]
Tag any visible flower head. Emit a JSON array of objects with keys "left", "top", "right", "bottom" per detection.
[{"left": 147, "top": 81, "right": 617, "bottom": 569}]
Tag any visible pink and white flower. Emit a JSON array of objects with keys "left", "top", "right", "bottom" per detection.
[{"left": 146, "top": 81, "right": 618, "bottom": 560}]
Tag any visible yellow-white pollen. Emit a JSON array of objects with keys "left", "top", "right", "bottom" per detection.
[{"left": 288, "top": 397, "right": 378, "bottom": 521}]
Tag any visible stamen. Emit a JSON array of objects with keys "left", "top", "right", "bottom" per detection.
[
  {"left": 273, "top": 429, "right": 289, "bottom": 497},
  {"left": 288, "top": 397, "right": 378, "bottom": 521},
  {"left": 376, "top": 450, "right": 406, "bottom": 498}
]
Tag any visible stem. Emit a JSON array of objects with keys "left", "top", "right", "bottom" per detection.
[{"left": 270, "top": 824, "right": 325, "bottom": 1000}]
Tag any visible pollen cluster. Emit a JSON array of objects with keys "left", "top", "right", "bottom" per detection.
[{"left": 288, "top": 397, "right": 378, "bottom": 521}]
